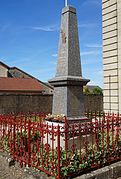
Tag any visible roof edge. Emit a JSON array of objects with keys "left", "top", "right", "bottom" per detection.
[
  {"left": 0, "top": 61, "right": 10, "bottom": 69},
  {"left": 10, "top": 67, "right": 53, "bottom": 89}
]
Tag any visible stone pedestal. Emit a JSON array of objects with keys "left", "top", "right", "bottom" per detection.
[
  {"left": 44, "top": 119, "right": 93, "bottom": 150},
  {"left": 49, "top": 6, "right": 89, "bottom": 117},
  {"left": 50, "top": 77, "right": 89, "bottom": 117}
]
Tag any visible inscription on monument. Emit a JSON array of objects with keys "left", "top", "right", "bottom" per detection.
[{"left": 61, "top": 29, "right": 66, "bottom": 43}]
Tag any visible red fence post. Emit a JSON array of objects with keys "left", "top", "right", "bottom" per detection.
[
  {"left": 13, "top": 115, "right": 16, "bottom": 158},
  {"left": 64, "top": 117, "right": 68, "bottom": 152},
  {"left": 28, "top": 119, "right": 31, "bottom": 167},
  {"left": 0, "top": 112, "right": 120, "bottom": 177},
  {"left": 57, "top": 124, "right": 61, "bottom": 179}
]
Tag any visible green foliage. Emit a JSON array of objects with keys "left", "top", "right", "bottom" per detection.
[
  {"left": 3, "top": 135, "right": 9, "bottom": 151},
  {"left": 83, "top": 86, "right": 103, "bottom": 95},
  {"left": 2, "top": 129, "right": 121, "bottom": 178},
  {"left": 92, "top": 87, "right": 103, "bottom": 95},
  {"left": 83, "top": 86, "right": 91, "bottom": 94}
]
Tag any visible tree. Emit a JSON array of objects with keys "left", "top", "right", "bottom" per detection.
[
  {"left": 92, "top": 87, "right": 103, "bottom": 95},
  {"left": 83, "top": 86, "right": 91, "bottom": 94}
]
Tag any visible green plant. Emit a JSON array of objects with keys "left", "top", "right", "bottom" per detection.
[
  {"left": 92, "top": 87, "right": 103, "bottom": 95},
  {"left": 2, "top": 129, "right": 121, "bottom": 178},
  {"left": 3, "top": 135, "right": 9, "bottom": 151},
  {"left": 83, "top": 86, "right": 91, "bottom": 94}
]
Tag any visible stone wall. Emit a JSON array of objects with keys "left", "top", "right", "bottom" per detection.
[
  {"left": 0, "top": 93, "right": 103, "bottom": 114},
  {"left": 84, "top": 94, "right": 103, "bottom": 112},
  {"left": 0, "top": 93, "right": 53, "bottom": 114}
]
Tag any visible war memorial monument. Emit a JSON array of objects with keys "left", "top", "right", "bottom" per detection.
[{"left": 49, "top": 1, "right": 90, "bottom": 119}]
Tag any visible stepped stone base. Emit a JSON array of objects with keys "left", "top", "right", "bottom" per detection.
[
  {"left": 52, "top": 85, "right": 85, "bottom": 117},
  {"left": 49, "top": 77, "right": 89, "bottom": 117}
]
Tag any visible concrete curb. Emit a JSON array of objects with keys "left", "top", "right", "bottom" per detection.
[
  {"left": 75, "top": 161, "right": 121, "bottom": 179},
  {"left": 0, "top": 151, "right": 121, "bottom": 179}
]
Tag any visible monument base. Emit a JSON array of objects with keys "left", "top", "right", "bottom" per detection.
[
  {"left": 67, "top": 116, "right": 91, "bottom": 124},
  {"left": 49, "top": 76, "right": 90, "bottom": 117},
  {"left": 44, "top": 116, "right": 92, "bottom": 150}
]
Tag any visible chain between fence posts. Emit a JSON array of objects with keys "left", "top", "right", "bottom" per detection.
[{"left": 57, "top": 124, "right": 61, "bottom": 179}]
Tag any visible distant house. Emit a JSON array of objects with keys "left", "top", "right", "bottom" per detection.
[
  {"left": 87, "top": 85, "right": 102, "bottom": 93},
  {"left": 0, "top": 77, "right": 43, "bottom": 94},
  {"left": 83, "top": 85, "right": 103, "bottom": 95},
  {"left": 0, "top": 61, "right": 103, "bottom": 114},
  {"left": 0, "top": 61, "right": 53, "bottom": 114},
  {"left": 0, "top": 61, "right": 10, "bottom": 77},
  {"left": 0, "top": 61, "right": 53, "bottom": 94}
]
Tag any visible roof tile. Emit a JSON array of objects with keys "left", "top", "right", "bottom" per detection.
[{"left": 0, "top": 77, "right": 43, "bottom": 92}]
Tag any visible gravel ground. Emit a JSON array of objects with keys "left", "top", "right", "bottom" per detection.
[
  {"left": 0, "top": 150, "right": 121, "bottom": 179},
  {"left": 0, "top": 151, "right": 52, "bottom": 179}
]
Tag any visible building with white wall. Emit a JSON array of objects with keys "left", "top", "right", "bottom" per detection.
[{"left": 102, "top": 0, "right": 121, "bottom": 113}]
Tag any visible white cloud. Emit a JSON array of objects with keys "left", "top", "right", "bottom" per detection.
[
  {"left": 31, "top": 25, "right": 59, "bottom": 32},
  {"left": 81, "top": 50, "right": 101, "bottom": 56},
  {"left": 52, "top": 54, "right": 58, "bottom": 57},
  {"left": 86, "top": 43, "right": 102, "bottom": 48},
  {"left": 49, "top": 60, "right": 57, "bottom": 65},
  {"left": 31, "top": 67, "right": 56, "bottom": 81},
  {"left": 82, "top": 59, "right": 97, "bottom": 65},
  {"left": 78, "top": 23, "right": 96, "bottom": 28}
]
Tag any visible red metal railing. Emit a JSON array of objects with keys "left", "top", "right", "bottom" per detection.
[
  {"left": 0, "top": 112, "right": 121, "bottom": 178},
  {"left": 0, "top": 113, "right": 61, "bottom": 178},
  {"left": 63, "top": 113, "right": 121, "bottom": 178}
]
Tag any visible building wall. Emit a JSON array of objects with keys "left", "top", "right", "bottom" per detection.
[
  {"left": 0, "top": 65, "right": 8, "bottom": 77},
  {"left": 117, "top": 0, "right": 121, "bottom": 113},
  {"left": 0, "top": 93, "right": 53, "bottom": 114},
  {"left": 84, "top": 94, "right": 103, "bottom": 112},
  {"left": 0, "top": 93, "right": 103, "bottom": 114},
  {"left": 9, "top": 68, "right": 53, "bottom": 94},
  {"left": 9, "top": 68, "right": 31, "bottom": 78},
  {"left": 102, "top": 0, "right": 119, "bottom": 113}
]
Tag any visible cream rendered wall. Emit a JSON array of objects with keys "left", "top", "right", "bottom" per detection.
[
  {"left": 0, "top": 65, "right": 8, "bottom": 77},
  {"left": 102, "top": 0, "right": 119, "bottom": 113},
  {"left": 117, "top": 0, "right": 121, "bottom": 113}
]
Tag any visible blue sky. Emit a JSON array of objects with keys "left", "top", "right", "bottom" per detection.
[{"left": 0, "top": 0, "right": 103, "bottom": 87}]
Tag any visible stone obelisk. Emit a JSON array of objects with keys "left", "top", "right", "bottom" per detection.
[{"left": 49, "top": 5, "right": 90, "bottom": 118}]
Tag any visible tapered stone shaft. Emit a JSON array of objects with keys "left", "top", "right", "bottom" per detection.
[
  {"left": 49, "top": 6, "right": 89, "bottom": 117},
  {"left": 56, "top": 6, "right": 82, "bottom": 77}
]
